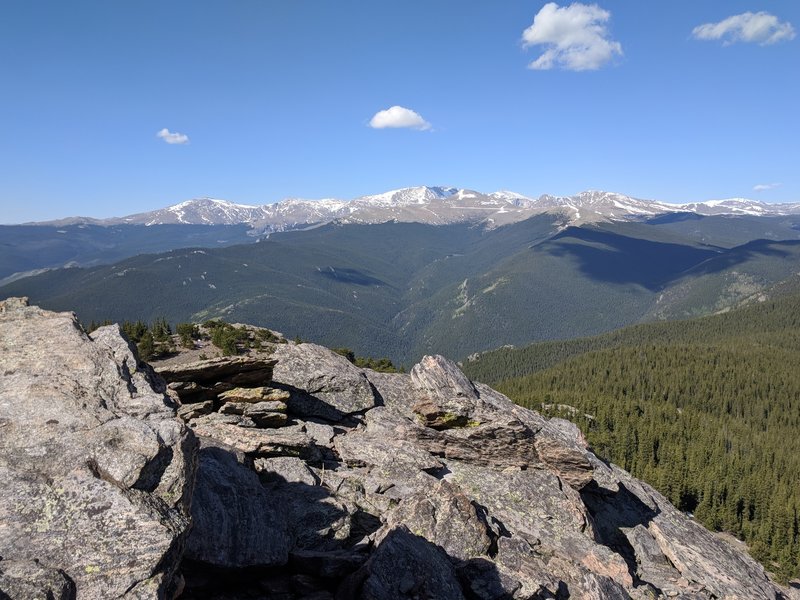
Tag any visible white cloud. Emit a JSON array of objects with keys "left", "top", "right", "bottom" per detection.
[
  {"left": 692, "top": 12, "right": 795, "bottom": 46},
  {"left": 753, "top": 182, "right": 782, "bottom": 192},
  {"left": 522, "top": 2, "right": 622, "bottom": 71},
  {"left": 156, "top": 128, "right": 190, "bottom": 145},
  {"left": 369, "top": 106, "right": 431, "bottom": 131}
]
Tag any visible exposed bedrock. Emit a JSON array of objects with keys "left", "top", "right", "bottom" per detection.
[
  {"left": 0, "top": 298, "right": 196, "bottom": 599},
  {"left": 1, "top": 297, "right": 793, "bottom": 600}
]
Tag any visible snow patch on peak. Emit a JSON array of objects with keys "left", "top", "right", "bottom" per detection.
[
  {"left": 705, "top": 198, "right": 767, "bottom": 210},
  {"left": 677, "top": 198, "right": 778, "bottom": 216},
  {"left": 355, "top": 186, "right": 459, "bottom": 207},
  {"left": 488, "top": 190, "right": 535, "bottom": 206},
  {"left": 168, "top": 197, "right": 258, "bottom": 211}
]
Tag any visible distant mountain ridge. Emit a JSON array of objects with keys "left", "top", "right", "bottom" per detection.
[{"left": 30, "top": 186, "right": 800, "bottom": 233}]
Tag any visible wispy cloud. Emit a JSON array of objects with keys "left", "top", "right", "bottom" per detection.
[
  {"left": 692, "top": 12, "right": 795, "bottom": 46},
  {"left": 753, "top": 182, "right": 782, "bottom": 192},
  {"left": 522, "top": 2, "right": 622, "bottom": 71},
  {"left": 369, "top": 106, "right": 431, "bottom": 131},
  {"left": 156, "top": 128, "right": 190, "bottom": 145}
]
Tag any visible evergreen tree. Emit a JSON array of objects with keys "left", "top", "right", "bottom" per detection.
[{"left": 137, "top": 331, "right": 155, "bottom": 361}]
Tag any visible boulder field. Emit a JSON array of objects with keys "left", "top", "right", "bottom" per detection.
[{"left": 0, "top": 298, "right": 796, "bottom": 599}]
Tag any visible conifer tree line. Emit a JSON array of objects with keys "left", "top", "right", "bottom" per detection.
[
  {"left": 332, "top": 347, "right": 402, "bottom": 373},
  {"left": 85, "top": 317, "right": 284, "bottom": 360},
  {"left": 464, "top": 295, "right": 800, "bottom": 582}
]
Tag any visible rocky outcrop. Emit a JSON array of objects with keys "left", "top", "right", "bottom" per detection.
[
  {"left": 153, "top": 331, "right": 791, "bottom": 599},
  {"left": 1, "top": 297, "right": 792, "bottom": 600},
  {"left": 351, "top": 526, "right": 467, "bottom": 600},
  {"left": 0, "top": 298, "right": 196, "bottom": 599}
]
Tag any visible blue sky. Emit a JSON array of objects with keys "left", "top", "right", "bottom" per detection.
[{"left": 1, "top": 1, "right": 798, "bottom": 223}]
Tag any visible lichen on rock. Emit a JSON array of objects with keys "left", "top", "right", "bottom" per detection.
[{"left": 0, "top": 298, "right": 196, "bottom": 599}]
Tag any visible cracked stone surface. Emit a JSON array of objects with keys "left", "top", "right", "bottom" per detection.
[{"left": 0, "top": 298, "right": 196, "bottom": 599}]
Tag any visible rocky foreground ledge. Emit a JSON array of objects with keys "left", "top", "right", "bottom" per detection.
[{"left": 0, "top": 298, "right": 796, "bottom": 600}]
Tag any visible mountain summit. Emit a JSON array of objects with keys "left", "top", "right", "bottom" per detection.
[
  {"left": 354, "top": 185, "right": 460, "bottom": 206},
  {"left": 121, "top": 197, "right": 268, "bottom": 226}
]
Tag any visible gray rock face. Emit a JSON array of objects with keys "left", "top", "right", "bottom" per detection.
[
  {"left": 335, "top": 407, "right": 444, "bottom": 473},
  {"left": 597, "top": 462, "right": 783, "bottom": 600},
  {"left": 255, "top": 456, "right": 319, "bottom": 486},
  {"left": 382, "top": 479, "right": 492, "bottom": 561},
  {"left": 448, "top": 460, "right": 633, "bottom": 591},
  {"left": 0, "top": 298, "right": 196, "bottom": 599},
  {"left": 411, "top": 354, "right": 479, "bottom": 402}
]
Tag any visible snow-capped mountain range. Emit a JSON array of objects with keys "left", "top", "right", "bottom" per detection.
[{"left": 36, "top": 187, "right": 800, "bottom": 233}]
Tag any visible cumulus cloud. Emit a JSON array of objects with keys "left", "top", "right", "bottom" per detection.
[
  {"left": 369, "top": 106, "right": 431, "bottom": 131},
  {"left": 753, "top": 182, "right": 782, "bottom": 192},
  {"left": 692, "top": 12, "right": 795, "bottom": 45},
  {"left": 156, "top": 128, "right": 190, "bottom": 145},
  {"left": 522, "top": 2, "right": 622, "bottom": 71}
]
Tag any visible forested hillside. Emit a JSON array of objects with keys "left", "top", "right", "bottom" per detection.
[
  {"left": 5, "top": 215, "right": 800, "bottom": 366},
  {"left": 464, "top": 295, "right": 800, "bottom": 581}
]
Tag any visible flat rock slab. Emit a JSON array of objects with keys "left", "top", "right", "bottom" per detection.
[
  {"left": 177, "top": 399, "right": 215, "bottom": 421},
  {"left": 190, "top": 415, "right": 318, "bottom": 459},
  {"left": 155, "top": 356, "right": 276, "bottom": 386},
  {"left": 218, "top": 386, "right": 290, "bottom": 404},
  {"left": 219, "top": 400, "right": 289, "bottom": 427}
]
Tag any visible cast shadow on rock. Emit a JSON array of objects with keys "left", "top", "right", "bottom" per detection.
[
  {"left": 580, "top": 481, "right": 660, "bottom": 585},
  {"left": 268, "top": 382, "right": 351, "bottom": 425},
  {"left": 180, "top": 443, "right": 514, "bottom": 600}
]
